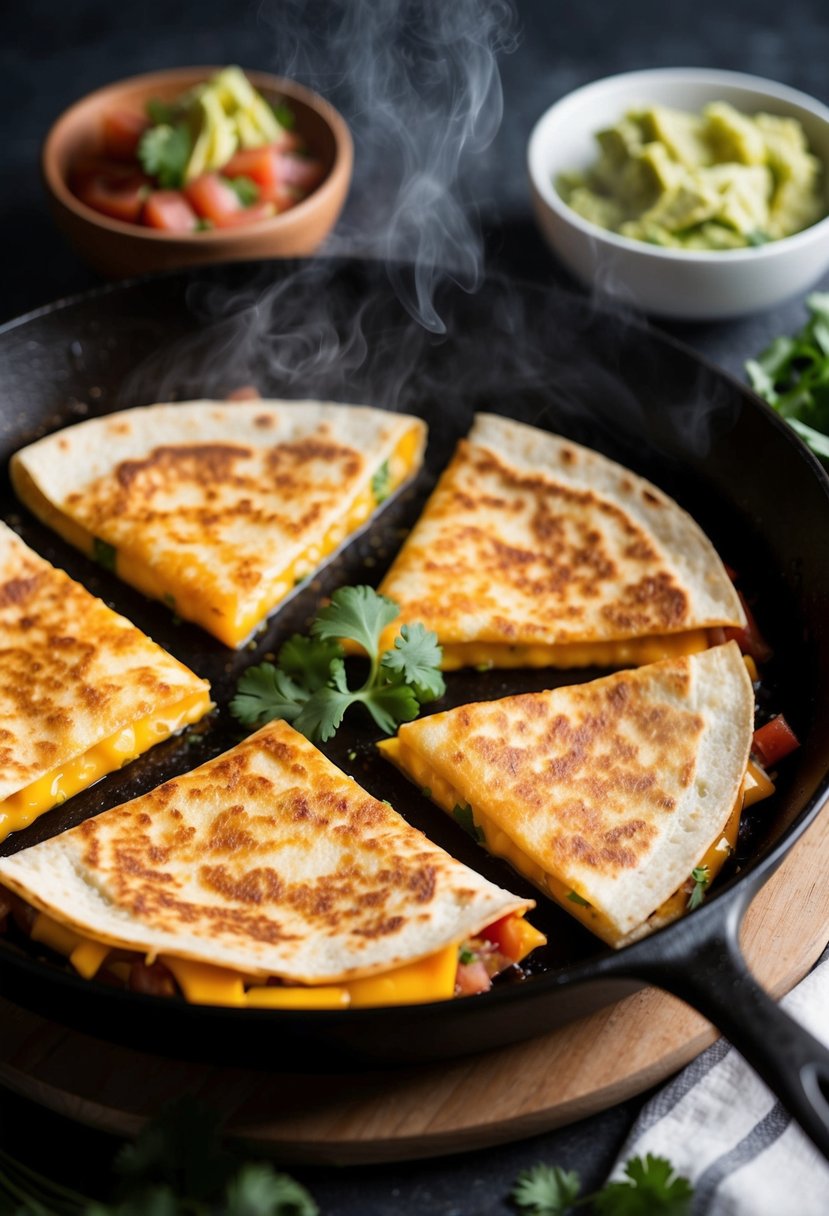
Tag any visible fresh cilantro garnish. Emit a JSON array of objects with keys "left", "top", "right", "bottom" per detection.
[
  {"left": 687, "top": 865, "right": 710, "bottom": 911},
  {"left": 272, "top": 101, "right": 296, "bottom": 130},
  {"left": 146, "top": 98, "right": 176, "bottom": 126},
  {"left": 93, "top": 536, "right": 117, "bottom": 571},
  {"left": 224, "top": 1163, "right": 318, "bottom": 1216},
  {"left": 371, "top": 459, "right": 392, "bottom": 503},
  {"left": 458, "top": 947, "right": 476, "bottom": 965},
  {"left": 138, "top": 122, "right": 192, "bottom": 189},
  {"left": 512, "top": 1154, "right": 693, "bottom": 1216},
  {"left": 225, "top": 175, "right": 260, "bottom": 206},
  {"left": 512, "top": 1164, "right": 581, "bottom": 1214},
  {"left": 746, "top": 292, "right": 829, "bottom": 461},
  {"left": 746, "top": 230, "right": 770, "bottom": 247},
  {"left": 230, "top": 585, "right": 443, "bottom": 743},
  {"left": 566, "top": 890, "right": 589, "bottom": 907},
  {"left": 452, "top": 802, "right": 485, "bottom": 843}
]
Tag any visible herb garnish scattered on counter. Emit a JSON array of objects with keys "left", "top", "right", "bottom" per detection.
[
  {"left": 746, "top": 292, "right": 829, "bottom": 460},
  {"left": 230, "top": 585, "right": 445, "bottom": 742},
  {"left": 512, "top": 1153, "right": 693, "bottom": 1215}
]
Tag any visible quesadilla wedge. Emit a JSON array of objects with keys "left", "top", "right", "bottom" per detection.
[
  {"left": 11, "top": 400, "right": 426, "bottom": 648},
  {"left": 376, "top": 414, "right": 745, "bottom": 670},
  {"left": 0, "top": 522, "right": 211, "bottom": 843},
  {"left": 0, "top": 720, "right": 544, "bottom": 1007},
  {"left": 379, "top": 643, "right": 770, "bottom": 947}
]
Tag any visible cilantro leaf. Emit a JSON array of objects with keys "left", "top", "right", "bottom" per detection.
[
  {"left": 278, "top": 634, "right": 343, "bottom": 692},
  {"left": 371, "top": 459, "right": 392, "bottom": 504},
  {"left": 381, "top": 622, "right": 446, "bottom": 703},
  {"left": 594, "top": 1154, "right": 693, "bottom": 1216},
  {"left": 272, "top": 102, "right": 296, "bottom": 130},
  {"left": 512, "top": 1163, "right": 581, "bottom": 1214},
  {"left": 687, "top": 864, "right": 709, "bottom": 912},
  {"left": 229, "top": 663, "right": 309, "bottom": 729},
  {"left": 360, "top": 675, "right": 420, "bottom": 734},
  {"left": 311, "top": 584, "right": 399, "bottom": 659},
  {"left": 225, "top": 175, "right": 260, "bottom": 206},
  {"left": 452, "top": 803, "right": 485, "bottom": 843},
  {"left": 138, "top": 122, "right": 192, "bottom": 189},
  {"left": 224, "top": 1163, "right": 318, "bottom": 1216},
  {"left": 566, "top": 889, "right": 590, "bottom": 907},
  {"left": 93, "top": 536, "right": 117, "bottom": 572}
]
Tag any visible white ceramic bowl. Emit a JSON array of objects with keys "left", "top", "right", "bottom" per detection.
[{"left": 528, "top": 68, "right": 829, "bottom": 320}]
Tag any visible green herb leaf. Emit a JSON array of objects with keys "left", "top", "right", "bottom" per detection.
[
  {"left": 229, "top": 663, "right": 309, "bottom": 729},
  {"left": 93, "top": 537, "right": 117, "bottom": 571},
  {"left": 278, "top": 634, "right": 343, "bottom": 692},
  {"left": 458, "top": 947, "right": 475, "bottom": 965},
  {"left": 566, "top": 890, "right": 590, "bottom": 907},
  {"left": 360, "top": 674, "right": 421, "bottom": 734},
  {"left": 146, "top": 98, "right": 176, "bottom": 126},
  {"left": 594, "top": 1154, "right": 693, "bottom": 1215},
  {"left": 381, "top": 622, "right": 446, "bottom": 703},
  {"left": 311, "top": 584, "right": 399, "bottom": 658},
  {"left": 371, "top": 460, "right": 392, "bottom": 504},
  {"left": 272, "top": 102, "right": 296, "bottom": 130},
  {"left": 138, "top": 122, "right": 192, "bottom": 189},
  {"left": 512, "top": 1163, "right": 582, "bottom": 1215},
  {"left": 452, "top": 803, "right": 485, "bottom": 843},
  {"left": 224, "top": 1162, "right": 318, "bottom": 1216},
  {"left": 687, "top": 865, "right": 710, "bottom": 912},
  {"left": 225, "top": 175, "right": 260, "bottom": 206}
]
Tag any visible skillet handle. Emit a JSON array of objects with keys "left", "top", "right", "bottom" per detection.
[{"left": 619, "top": 898, "right": 829, "bottom": 1162}]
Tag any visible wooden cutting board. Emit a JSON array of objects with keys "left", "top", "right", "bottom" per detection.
[{"left": 0, "top": 808, "right": 827, "bottom": 1165}]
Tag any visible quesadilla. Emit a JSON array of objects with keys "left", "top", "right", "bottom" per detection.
[
  {"left": 0, "top": 720, "right": 544, "bottom": 1007},
  {"left": 11, "top": 400, "right": 427, "bottom": 648},
  {"left": 0, "top": 522, "right": 211, "bottom": 843},
  {"left": 376, "top": 414, "right": 745, "bottom": 669},
  {"left": 379, "top": 643, "right": 770, "bottom": 947}
]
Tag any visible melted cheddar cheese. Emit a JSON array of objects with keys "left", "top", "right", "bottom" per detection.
[
  {"left": 14, "top": 429, "right": 422, "bottom": 650},
  {"left": 377, "top": 736, "right": 773, "bottom": 948},
  {"left": 27, "top": 907, "right": 542, "bottom": 1009},
  {"left": 0, "top": 690, "right": 212, "bottom": 841},
  {"left": 440, "top": 629, "right": 712, "bottom": 671}
]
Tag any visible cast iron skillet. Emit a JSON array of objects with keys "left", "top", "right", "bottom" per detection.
[{"left": 0, "top": 259, "right": 828, "bottom": 1155}]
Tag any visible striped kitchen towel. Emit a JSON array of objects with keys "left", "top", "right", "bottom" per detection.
[{"left": 610, "top": 956, "right": 829, "bottom": 1214}]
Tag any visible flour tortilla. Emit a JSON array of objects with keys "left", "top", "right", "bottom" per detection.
[
  {"left": 0, "top": 521, "right": 209, "bottom": 805},
  {"left": 382, "top": 643, "right": 753, "bottom": 945},
  {"left": 0, "top": 720, "right": 532, "bottom": 983},
  {"left": 11, "top": 400, "right": 426, "bottom": 647},
  {"left": 378, "top": 413, "right": 744, "bottom": 652}
]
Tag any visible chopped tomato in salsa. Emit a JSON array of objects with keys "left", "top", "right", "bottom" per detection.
[{"left": 752, "top": 715, "right": 800, "bottom": 767}]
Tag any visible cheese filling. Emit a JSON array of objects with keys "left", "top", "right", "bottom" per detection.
[
  {"left": 13, "top": 427, "right": 422, "bottom": 650},
  {"left": 377, "top": 734, "right": 774, "bottom": 948},
  {"left": 24, "top": 907, "right": 544, "bottom": 1009},
  {"left": 440, "top": 630, "right": 713, "bottom": 671},
  {"left": 0, "top": 690, "right": 213, "bottom": 842}
]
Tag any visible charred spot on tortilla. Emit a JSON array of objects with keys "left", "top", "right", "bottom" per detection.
[
  {"left": 377, "top": 413, "right": 745, "bottom": 670},
  {"left": 10, "top": 400, "right": 427, "bottom": 649}
]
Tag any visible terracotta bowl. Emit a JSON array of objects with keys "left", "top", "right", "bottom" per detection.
[{"left": 42, "top": 67, "right": 354, "bottom": 278}]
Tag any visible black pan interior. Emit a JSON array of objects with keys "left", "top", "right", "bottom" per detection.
[{"left": 0, "top": 258, "right": 827, "bottom": 1067}]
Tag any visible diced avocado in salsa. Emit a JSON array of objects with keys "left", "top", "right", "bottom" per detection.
[{"left": 557, "top": 101, "right": 825, "bottom": 250}]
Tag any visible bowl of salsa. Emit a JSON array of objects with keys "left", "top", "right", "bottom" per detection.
[{"left": 43, "top": 66, "right": 353, "bottom": 277}]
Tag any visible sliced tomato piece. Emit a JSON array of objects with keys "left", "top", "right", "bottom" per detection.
[
  {"left": 102, "top": 109, "right": 150, "bottom": 160},
  {"left": 143, "top": 191, "right": 198, "bottom": 232},
  {"left": 184, "top": 173, "right": 243, "bottom": 222},
  {"left": 75, "top": 170, "right": 150, "bottom": 223},
  {"left": 752, "top": 715, "right": 800, "bottom": 767},
  {"left": 483, "top": 915, "right": 525, "bottom": 962},
  {"left": 222, "top": 145, "right": 279, "bottom": 192},
  {"left": 274, "top": 152, "right": 325, "bottom": 193},
  {"left": 724, "top": 592, "right": 773, "bottom": 663},
  {"left": 212, "top": 201, "right": 276, "bottom": 229}
]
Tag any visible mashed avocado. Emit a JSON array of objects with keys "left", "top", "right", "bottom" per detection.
[{"left": 557, "top": 101, "right": 825, "bottom": 249}]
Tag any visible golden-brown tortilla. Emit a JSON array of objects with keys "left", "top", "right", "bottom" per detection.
[
  {"left": 380, "top": 643, "right": 753, "bottom": 945},
  {"left": 11, "top": 400, "right": 426, "bottom": 647},
  {"left": 377, "top": 414, "right": 744, "bottom": 662},
  {"left": 0, "top": 720, "right": 532, "bottom": 983},
  {"left": 0, "top": 522, "right": 210, "bottom": 826}
]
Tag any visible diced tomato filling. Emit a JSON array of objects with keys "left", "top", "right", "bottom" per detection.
[
  {"left": 74, "top": 168, "right": 150, "bottom": 223},
  {"left": 724, "top": 593, "right": 773, "bottom": 663},
  {"left": 482, "top": 914, "right": 527, "bottom": 962},
  {"left": 752, "top": 715, "right": 800, "bottom": 767},
  {"left": 184, "top": 173, "right": 244, "bottom": 222},
  {"left": 102, "top": 109, "right": 150, "bottom": 160},
  {"left": 143, "top": 191, "right": 198, "bottom": 233},
  {"left": 455, "top": 960, "right": 492, "bottom": 996}
]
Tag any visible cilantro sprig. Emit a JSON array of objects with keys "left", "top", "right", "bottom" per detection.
[
  {"left": 512, "top": 1153, "right": 693, "bottom": 1215},
  {"left": 746, "top": 292, "right": 829, "bottom": 461},
  {"left": 230, "top": 585, "right": 445, "bottom": 742},
  {"left": 138, "top": 122, "right": 193, "bottom": 189},
  {"left": 686, "top": 865, "right": 710, "bottom": 912}
]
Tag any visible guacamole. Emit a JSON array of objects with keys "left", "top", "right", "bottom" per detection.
[{"left": 557, "top": 101, "right": 826, "bottom": 249}]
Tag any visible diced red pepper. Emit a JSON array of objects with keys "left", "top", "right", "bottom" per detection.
[
  {"left": 143, "top": 190, "right": 198, "bottom": 232},
  {"left": 752, "top": 715, "right": 800, "bottom": 767},
  {"left": 724, "top": 592, "right": 773, "bottom": 663}
]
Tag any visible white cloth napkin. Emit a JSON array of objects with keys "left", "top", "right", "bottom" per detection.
[{"left": 610, "top": 956, "right": 829, "bottom": 1215}]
